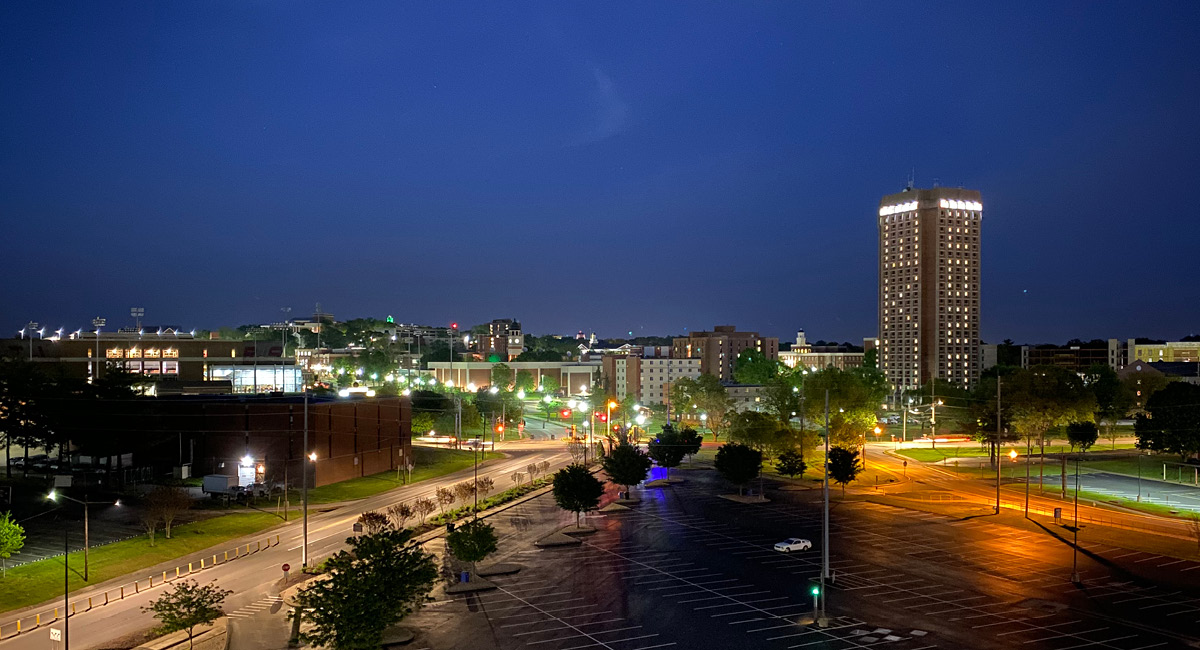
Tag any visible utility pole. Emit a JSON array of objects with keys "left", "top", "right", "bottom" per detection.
[
  {"left": 1071, "top": 453, "right": 1081, "bottom": 583},
  {"left": 64, "top": 529, "right": 69, "bottom": 650},
  {"left": 995, "top": 377, "right": 1001, "bottom": 514},
  {"left": 302, "top": 390, "right": 309, "bottom": 567},
  {"left": 819, "top": 389, "right": 830, "bottom": 628}
]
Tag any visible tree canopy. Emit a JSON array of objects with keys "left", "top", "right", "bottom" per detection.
[
  {"left": 714, "top": 443, "right": 762, "bottom": 495},
  {"left": 647, "top": 425, "right": 689, "bottom": 479},
  {"left": 143, "top": 580, "right": 231, "bottom": 649},
  {"left": 552, "top": 464, "right": 605, "bottom": 527},
  {"left": 1135, "top": 383, "right": 1200, "bottom": 460},
  {"left": 446, "top": 519, "right": 498, "bottom": 574},
  {"left": 1066, "top": 421, "right": 1099, "bottom": 452},
  {"left": 291, "top": 527, "right": 438, "bottom": 650},
  {"left": 733, "top": 349, "right": 779, "bottom": 385},
  {"left": 826, "top": 446, "right": 862, "bottom": 496},
  {"left": 601, "top": 443, "right": 653, "bottom": 493}
]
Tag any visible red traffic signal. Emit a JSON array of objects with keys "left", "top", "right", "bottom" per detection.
[
  {"left": 495, "top": 423, "right": 505, "bottom": 433},
  {"left": 450, "top": 322, "right": 458, "bottom": 330},
  {"left": 598, "top": 413, "right": 608, "bottom": 422},
  {"left": 560, "top": 409, "right": 572, "bottom": 418}
]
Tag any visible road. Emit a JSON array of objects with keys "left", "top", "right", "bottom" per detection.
[
  {"left": 406, "top": 465, "right": 1200, "bottom": 649},
  {"left": 0, "top": 438, "right": 575, "bottom": 650}
]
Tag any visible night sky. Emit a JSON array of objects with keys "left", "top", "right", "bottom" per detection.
[{"left": 2, "top": 2, "right": 1198, "bottom": 344}]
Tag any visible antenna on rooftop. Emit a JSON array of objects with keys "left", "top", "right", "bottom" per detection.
[{"left": 905, "top": 168, "right": 915, "bottom": 190}]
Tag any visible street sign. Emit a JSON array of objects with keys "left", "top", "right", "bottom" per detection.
[
  {"left": 50, "top": 628, "right": 61, "bottom": 641},
  {"left": 352, "top": 522, "right": 363, "bottom": 533},
  {"left": 282, "top": 563, "right": 291, "bottom": 572}
]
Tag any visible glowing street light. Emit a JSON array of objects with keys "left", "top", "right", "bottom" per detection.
[
  {"left": 466, "top": 382, "right": 476, "bottom": 392},
  {"left": 489, "top": 386, "right": 499, "bottom": 394},
  {"left": 517, "top": 389, "right": 526, "bottom": 399}
]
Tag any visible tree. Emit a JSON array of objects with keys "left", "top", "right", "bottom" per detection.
[
  {"left": 291, "top": 528, "right": 438, "bottom": 649},
  {"left": 445, "top": 519, "right": 498, "bottom": 577},
  {"left": 775, "top": 450, "right": 807, "bottom": 479},
  {"left": 0, "top": 511, "right": 25, "bottom": 577},
  {"left": 454, "top": 481, "right": 476, "bottom": 508},
  {"left": 140, "top": 508, "right": 160, "bottom": 546},
  {"left": 761, "top": 376, "right": 802, "bottom": 428},
  {"left": 647, "top": 425, "right": 688, "bottom": 480},
  {"left": 826, "top": 446, "right": 862, "bottom": 496},
  {"left": 1135, "top": 383, "right": 1200, "bottom": 460},
  {"left": 691, "top": 374, "right": 734, "bottom": 441},
  {"left": 601, "top": 443, "right": 653, "bottom": 495},
  {"left": 490, "top": 364, "right": 514, "bottom": 389},
  {"left": 510, "top": 471, "right": 525, "bottom": 488},
  {"left": 413, "top": 497, "right": 436, "bottom": 525},
  {"left": 1085, "top": 364, "right": 1134, "bottom": 448},
  {"left": 539, "top": 375, "right": 560, "bottom": 394},
  {"left": 714, "top": 443, "right": 762, "bottom": 496},
  {"left": 733, "top": 349, "right": 778, "bottom": 385},
  {"left": 143, "top": 580, "right": 231, "bottom": 649},
  {"left": 1066, "top": 421, "right": 1099, "bottom": 452},
  {"left": 0, "top": 360, "right": 59, "bottom": 478},
  {"left": 863, "top": 348, "right": 878, "bottom": 369},
  {"left": 357, "top": 510, "right": 391, "bottom": 534},
  {"left": 477, "top": 476, "right": 495, "bottom": 499},
  {"left": 435, "top": 487, "right": 455, "bottom": 514},
  {"left": 1005, "top": 366, "right": 1097, "bottom": 488},
  {"left": 679, "top": 426, "right": 703, "bottom": 459},
  {"left": 802, "top": 367, "right": 888, "bottom": 449},
  {"left": 552, "top": 464, "right": 605, "bottom": 527},
  {"left": 728, "top": 411, "right": 791, "bottom": 458},
  {"left": 513, "top": 370, "right": 536, "bottom": 393},
  {"left": 146, "top": 486, "right": 191, "bottom": 539},
  {"left": 387, "top": 502, "right": 414, "bottom": 529}
]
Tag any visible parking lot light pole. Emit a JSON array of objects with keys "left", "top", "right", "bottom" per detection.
[
  {"left": 819, "top": 389, "right": 830, "bottom": 628},
  {"left": 47, "top": 490, "right": 120, "bottom": 582}
]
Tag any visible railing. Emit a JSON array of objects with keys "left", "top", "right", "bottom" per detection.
[{"left": 0, "top": 534, "right": 281, "bottom": 640}]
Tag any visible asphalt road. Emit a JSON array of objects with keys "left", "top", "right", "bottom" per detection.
[
  {"left": 406, "top": 466, "right": 1200, "bottom": 650},
  {"left": 1015, "top": 471, "right": 1200, "bottom": 514},
  {"left": 0, "top": 443, "right": 574, "bottom": 650}
]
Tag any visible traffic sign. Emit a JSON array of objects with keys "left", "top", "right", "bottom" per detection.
[
  {"left": 50, "top": 628, "right": 61, "bottom": 642},
  {"left": 282, "top": 563, "right": 291, "bottom": 572}
]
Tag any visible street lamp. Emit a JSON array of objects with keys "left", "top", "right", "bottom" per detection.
[
  {"left": 517, "top": 389, "right": 526, "bottom": 399},
  {"left": 303, "top": 451, "right": 317, "bottom": 567},
  {"left": 46, "top": 490, "right": 120, "bottom": 581}
]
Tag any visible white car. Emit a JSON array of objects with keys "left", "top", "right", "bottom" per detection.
[{"left": 773, "top": 538, "right": 812, "bottom": 553}]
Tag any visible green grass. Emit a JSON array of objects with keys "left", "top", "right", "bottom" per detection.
[
  {"left": 302, "top": 446, "right": 501, "bottom": 504},
  {"left": 898, "top": 444, "right": 1136, "bottom": 464},
  {"left": 0, "top": 511, "right": 296, "bottom": 615}
]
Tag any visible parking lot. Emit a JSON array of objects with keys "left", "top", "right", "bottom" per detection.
[{"left": 405, "top": 467, "right": 1200, "bottom": 649}]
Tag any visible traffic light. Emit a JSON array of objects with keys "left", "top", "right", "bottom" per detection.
[
  {"left": 808, "top": 578, "right": 821, "bottom": 596},
  {"left": 450, "top": 322, "right": 458, "bottom": 330},
  {"left": 560, "top": 408, "right": 572, "bottom": 418},
  {"left": 495, "top": 423, "right": 505, "bottom": 434},
  {"left": 599, "top": 413, "right": 608, "bottom": 423}
]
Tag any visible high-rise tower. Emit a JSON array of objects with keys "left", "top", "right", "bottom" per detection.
[{"left": 878, "top": 187, "right": 982, "bottom": 391}]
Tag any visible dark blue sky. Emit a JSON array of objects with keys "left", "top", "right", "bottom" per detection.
[{"left": 3, "top": 2, "right": 1198, "bottom": 344}]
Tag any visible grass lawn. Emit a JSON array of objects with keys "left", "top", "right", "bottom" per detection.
[
  {"left": 302, "top": 446, "right": 501, "bottom": 504},
  {"left": 898, "top": 444, "right": 1136, "bottom": 464},
  {"left": 0, "top": 510, "right": 296, "bottom": 615}
]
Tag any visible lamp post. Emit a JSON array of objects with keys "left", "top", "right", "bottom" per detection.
[
  {"left": 1071, "top": 451, "right": 1082, "bottom": 583},
  {"left": 47, "top": 491, "right": 120, "bottom": 582},
  {"left": 819, "top": 389, "right": 830, "bottom": 627},
  {"left": 91, "top": 317, "right": 106, "bottom": 383},
  {"left": 302, "top": 389, "right": 311, "bottom": 568}
]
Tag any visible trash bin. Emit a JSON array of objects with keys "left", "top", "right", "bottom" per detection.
[{"left": 460, "top": 571, "right": 470, "bottom": 583}]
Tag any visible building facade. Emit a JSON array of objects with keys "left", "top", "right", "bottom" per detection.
[
  {"left": 428, "top": 360, "right": 600, "bottom": 394},
  {"left": 672, "top": 326, "right": 779, "bottom": 382},
  {"left": 475, "top": 319, "right": 524, "bottom": 361},
  {"left": 879, "top": 187, "right": 983, "bottom": 390},
  {"left": 1, "top": 331, "right": 298, "bottom": 392}
]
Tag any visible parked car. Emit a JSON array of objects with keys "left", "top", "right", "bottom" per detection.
[{"left": 773, "top": 538, "right": 812, "bottom": 553}]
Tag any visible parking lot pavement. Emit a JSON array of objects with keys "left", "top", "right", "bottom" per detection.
[
  {"left": 1019, "top": 471, "right": 1200, "bottom": 513},
  {"left": 405, "top": 466, "right": 1200, "bottom": 649}
]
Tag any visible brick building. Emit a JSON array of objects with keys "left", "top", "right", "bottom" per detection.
[{"left": 672, "top": 326, "right": 779, "bottom": 382}]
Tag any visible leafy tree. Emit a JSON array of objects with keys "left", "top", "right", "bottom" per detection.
[
  {"left": 551, "top": 464, "right": 605, "bottom": 527},
  {"left": 714, "top": 443, "right": 762, "bottom": 496},
  {"left": 863, "top": 348, "right": 878, "bottom": 369},
  {"left": 1086, "top": 364, "right": 1134, "bottom": 448},
  {"left": 412, "top": 497, "right": 436, "bottom": 524},
  {"left": 1124, "top": 370, "right": 1171, "bottom": 411},
  {"left": 143, "top": 579, "right": 231, "bottom": 649},
  {"left": 357, "top": 510, "right": 391, "bottom": 534},
  {"left": 419, "top": 341, "right": 452, "bottom": 369},
  {"left": 775, "top": 450, "right": 807, "bottom": 479},
  {"left": 802, "top": 367, "right": 887, "bottom": 449},
  {"left": 1005, "top": 366, "right": 1096, "bottom": 487},
  {"left": 446, "top": 519, "right": 498, "bottom": 577},
  {"left": 970, "top": 372, "right": 1020, "bottom": 464},
  {"left": 140, "top": 508, "right": 160, "bottom": 546},
  {"left": 0, "top": 360, "right": 59, "bottom": 478},
  {"left": 435, "top": 487, "right": 455, "bottom": 514},
  {"left": 826, "top": 446, "right": 862, "bottom": 496},
  {"left": 0, "top": 511, "right": 25, "bottom": 577},
  {"left": 514, "top": 349, "right": 565, "bottom": 362},
  {"left": 291, "top": 528, "right": 438, "bottom": 650},
  {"left": 733, "top": 349, "right": 779, "bottom": 385},
  {"left": 1066, "top": 421, "right": 1099, "bottom": 452},
  {"left": 540, "top": 375, "right": 560, "bottom": 394},
  {"left": 513, "top": 370, "right": 536, "bottom": 392},
  {"left": 1135, "top": 383, "right": 1200, "bottom": 460},
  {"left": 761, "top": 376, "right": 802, "bottom": 428},
  {"left": 601, "top": 443, "right": 653, "bottom": 495},
  {"left": 490, "top": 363, "right": 514, "bottom": 389},
  {"left": 454, "top": 481, "right": 476, "bottom": 508},
  {"left": 146, "top": 486, "right": 191, "bottom": 539},
  {"left": 647, "top": 425, "right": 688, "bottom": 480},
  {"left": 727, "top": 411, "right": 792, "bottom": 458},
  {"left": 691, "top": 374, "right": 734, "bottom": 441},
  {"left": 679, "top": 426, "right": 702, "bottom": 458},
  {"left": 387, "top": 502, "right": 414, "bottom": 529}
]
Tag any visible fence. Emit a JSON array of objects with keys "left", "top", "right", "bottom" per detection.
[{"left": 0, "top": 533, "right": 281, "bottom": 640}]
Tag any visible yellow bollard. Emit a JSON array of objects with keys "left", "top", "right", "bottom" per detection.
[
  {"left": 224, "top": 551, "right": 229, "bottom": 562},
  {"left": 212, "top": 554, "right": 217, "bottom": 566},
  {"left": 163, "top": 571, "right": 168, "bottom": 582},
  {"left": 16, "top": 619, "right": 21, "bottom": 632},
  {"left": 71, "top": 603, "right": 76, "bottom": 616},
  {"left": 257, "top": 540, "right": 261, "bottom": 552},
  {"left": 188, "top": 562, "right": 193, "bottom": 573},
  {"left": 88, "top": 597, "right": 93, "bottom": 610},
  {"left": 175, "top": 567, "right": 180, "bottom": 578},
  {"left": 38, "top": 613, "right": 43, "bottom": 625}
]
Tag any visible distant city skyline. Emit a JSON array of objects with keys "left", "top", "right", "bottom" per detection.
[{"left": 3, "top": 4, "right": 1198, "bottom": 343}]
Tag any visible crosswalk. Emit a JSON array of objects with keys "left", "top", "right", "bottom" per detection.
[{"left": 227, "top": 595, "right": 284, "bottom": 619}]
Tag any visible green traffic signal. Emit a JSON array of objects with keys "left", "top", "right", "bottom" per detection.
[{"left": 810, "top": 585, "right": 819, "bottom": 595}]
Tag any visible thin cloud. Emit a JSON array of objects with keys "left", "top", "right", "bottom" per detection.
[{"left": 570, "top": 67, "right": 629, "bottom": 146}]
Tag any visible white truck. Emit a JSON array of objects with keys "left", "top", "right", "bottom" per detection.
[{"left": 202, "top": 474, "right": 238, "bottom": 496}]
